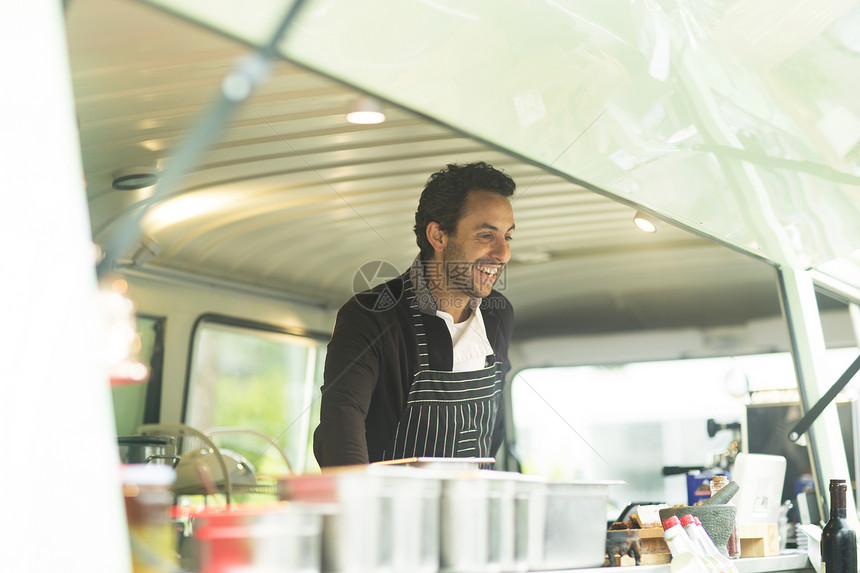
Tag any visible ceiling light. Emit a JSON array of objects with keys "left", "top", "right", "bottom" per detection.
[
  {"left": 346, "top": 95, "right": 386, "bottom": 125},
  {"left": 633, "top": 210, "right": 659, "bottom": 233},
  {"left": 112, "top": 166, "right": 159, "bottom": 191}
]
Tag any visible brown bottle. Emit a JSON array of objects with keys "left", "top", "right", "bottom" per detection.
[{"left": 821, "top": 479, "right": 857, "bottom": 573}]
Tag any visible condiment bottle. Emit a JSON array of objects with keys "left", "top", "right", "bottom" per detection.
[
  {"left": 121, "top": 464, "right": 178, "bottom": 573},
  {"left": 663, "top": 515, "right": 714, "bottom": 573},
  {"left": 680, "top": 514, "right": 739, "bottom": 573},
  {"left": 710, "top": 475, "right": 740, "bottom": 559},
  {"left": 821, "top": 479, "right": 857, "bottom": 573}
]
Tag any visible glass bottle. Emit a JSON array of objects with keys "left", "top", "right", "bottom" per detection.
[
  {"left": 821, "top": 479, "right": 857, "bottom": 573},
  {"left": 710, "top": 475, "right": 741, "bottom": 559}
]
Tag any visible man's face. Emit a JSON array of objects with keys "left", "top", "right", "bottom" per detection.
[{"left": 440, "top": 189, "right": 515, "bottom": 299}]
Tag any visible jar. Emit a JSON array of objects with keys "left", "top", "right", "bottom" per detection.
[{"left": 122, "top": 464, "right": 178, "bottom": 573}]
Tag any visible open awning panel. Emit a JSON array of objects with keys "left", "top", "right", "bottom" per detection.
[{"left": 141, "top": 0, "right": 860, "bottom": 288}]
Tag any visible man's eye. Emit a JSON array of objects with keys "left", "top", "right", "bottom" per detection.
[{"left": 505, "top": 235, "right": 513, "bottom": 242}]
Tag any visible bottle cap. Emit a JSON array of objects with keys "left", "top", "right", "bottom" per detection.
[
  {"left": 679, "top": 514, "right": 695, "bottom": 526},
  {"left": 662, "top": 515, "right": 681, "bottom": 530}
]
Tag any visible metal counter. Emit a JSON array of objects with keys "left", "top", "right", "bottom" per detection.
[
  {"left": 181, "top": 552, "right": 812, "bottom": 573},
  {"left": 540, "top": 552, "right": 813, "bottom": 573}
]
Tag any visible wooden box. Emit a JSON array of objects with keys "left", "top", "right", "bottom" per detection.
[
  {"left": 739, "top": 523, "right": 780, "bottom": 558},
  {"left": 609, "top": 527, "right": 671, "bottom": 567}
]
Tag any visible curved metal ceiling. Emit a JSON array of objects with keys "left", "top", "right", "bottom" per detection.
[{"left": 66, "top": 0, "right": 814, "bottom": 340}]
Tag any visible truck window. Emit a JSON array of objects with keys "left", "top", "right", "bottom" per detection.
[
  {"left": 511, "top": 347, "right": 859, "bottom": 515},
  {"left": 185, "top": 317, "right": 327, "bottom": 475}
]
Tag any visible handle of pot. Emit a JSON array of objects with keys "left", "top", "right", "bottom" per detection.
[{"left": 145, "top": 455, "right": 181, "bottom": 468}]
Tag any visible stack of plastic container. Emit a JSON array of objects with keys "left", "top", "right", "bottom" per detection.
[
  {"left": 193, "top": 503, "right": 324, "bottom": 573},
  {"left": 533, "top": 481, "right": 615, "bottom": 570},
  {"left": 275, "top": 462, "right": 617, "bottom": 573},
  {"left": 279, "top": 465, "right": 442, "bottom": 573}
]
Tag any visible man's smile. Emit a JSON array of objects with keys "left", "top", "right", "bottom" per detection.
[{"left": 475, "top": 263, "right": 500, "bottom": 279}]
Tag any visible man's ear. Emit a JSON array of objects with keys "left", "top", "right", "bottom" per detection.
[{"left": 426, "top": 222, "right": 447, "bottom": 253}]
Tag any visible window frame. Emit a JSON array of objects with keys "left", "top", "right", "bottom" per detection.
[
  {"left": 140, "top": 313, "right": 167, "bottom": 424},
  {"left": 112, "top": 313, "right": 167, "bottom": 436},
  {"left": 180, "top": 313, "right": 330, "bottom": 472}
]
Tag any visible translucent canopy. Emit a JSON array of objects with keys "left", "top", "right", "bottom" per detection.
[{"left": 142, "top": 0, "right": 860, "bottom": 288}]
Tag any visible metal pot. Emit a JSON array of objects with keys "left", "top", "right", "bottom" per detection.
[{"left": 118, "top": 435, "right": 179, "bottom": 466}]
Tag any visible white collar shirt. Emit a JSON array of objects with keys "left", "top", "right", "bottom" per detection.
[{"left": 435, "top": 305, "right": 495, "bottom": 372}]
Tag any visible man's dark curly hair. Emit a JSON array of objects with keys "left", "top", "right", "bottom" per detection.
[{"left": 413, "top": 161, "right": 516, "bottom": 260}]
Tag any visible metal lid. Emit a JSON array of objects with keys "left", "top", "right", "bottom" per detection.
[{"left": 117, "top": 435, "right": 173, "bottom": 445}]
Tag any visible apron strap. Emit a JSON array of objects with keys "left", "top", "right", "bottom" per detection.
[
  {"left": 403, "top": 273, "right": 431, "bottom": 371},
  {"left": 385, "top": 273, "right": 504, "bottom": 461}
]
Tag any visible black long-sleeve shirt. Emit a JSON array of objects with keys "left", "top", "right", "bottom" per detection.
[{"left": 312, "top": 262, "right": 514, "bottom": 467}]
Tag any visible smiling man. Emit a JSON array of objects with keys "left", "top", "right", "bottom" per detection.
[{"left": 313, "top": 162, "right": 516, "bottom": 466}]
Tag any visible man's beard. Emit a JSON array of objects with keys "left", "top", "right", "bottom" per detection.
[{"left": 441, "top": 239, "right": 483, "bottom": 299}]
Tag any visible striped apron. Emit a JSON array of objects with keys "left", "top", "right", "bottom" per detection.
[{"left": 382, "top": 276, "right": 504, "bottom": 460}]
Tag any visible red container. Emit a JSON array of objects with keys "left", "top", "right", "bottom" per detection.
[{"left": 192, "top": 503, "right": 323, "bottom": 573}]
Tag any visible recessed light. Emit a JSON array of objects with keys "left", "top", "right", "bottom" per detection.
[
  {"left": 633, "top": 210, "right": 659, "bottom": 233},
  {"left": 112, "top": 167, "right": 159, "bottom": 191},
  {"left": 346, "top": 95, "right": 385, "bottom": 125}
]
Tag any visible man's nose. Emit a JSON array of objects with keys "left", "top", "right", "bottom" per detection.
[{"left": 492, "top": 235, "right": 511, "bottom": 263}]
